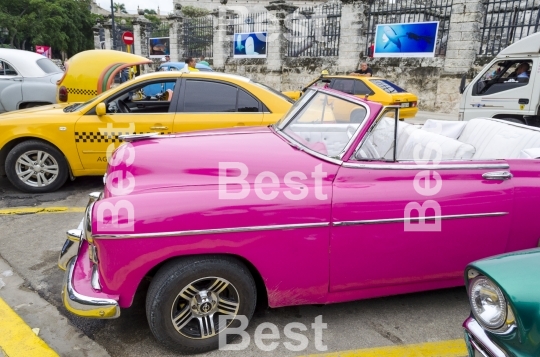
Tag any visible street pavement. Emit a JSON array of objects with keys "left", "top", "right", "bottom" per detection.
[{"left": 0, "top": 112, "right": 469, "bottom": 357}]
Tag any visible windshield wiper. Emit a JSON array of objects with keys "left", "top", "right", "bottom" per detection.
[{"left": 63, "top": 104, "right": 79, "bottom": 113}]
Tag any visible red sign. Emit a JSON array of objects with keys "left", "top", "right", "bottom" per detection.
[
  {"left": 122, "top": 31, "right": 134, "bottom": 45},
  {"left": 36, "top": 45, "right": 52, "bottom": 58}
]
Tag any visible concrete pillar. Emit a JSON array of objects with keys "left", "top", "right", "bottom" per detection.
[
  {"left": 133, "top": 16, "right": 152, "bottom": 58},
  {"left": 92, "top": 23, "right": 102, "bottom": 50},
  {"left": 211, "top": 7, "right": 234, "bottom": 70},
  {"left": 168, "top": 13, "right": 184, "bottom": 61},
  {"left": 265, "top": 1, "right": 298, "bottom": 72},
  {"left": 337, "top": 0, "right": 365, "bottom": 71},
  {"left": 443, "top": 0, "right": 485, "bottom": 73},
  {"left": 102, "top": 20, "right": 113, "bottom": 50}
]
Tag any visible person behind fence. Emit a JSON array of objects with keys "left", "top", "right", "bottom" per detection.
[
  {"left": 198, "top": 56, "right": 209, "bottom": 66},
  {"left": 350, "top": 62, "right": 373, "bottom": 77},
  {"left": 180, "top": 57, "right": 199, "bottom": 73}
]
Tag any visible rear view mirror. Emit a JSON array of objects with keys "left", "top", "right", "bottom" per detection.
[
  {"left": 459, "top": 74, "right": 467, "bottom": 94},
  {"left": 96, "top": 102, "right": 106, "bottom": 116}
]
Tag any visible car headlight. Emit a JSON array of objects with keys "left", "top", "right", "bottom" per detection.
[{"left": 469, "top": 275, "right": 507, "bottom": 330}]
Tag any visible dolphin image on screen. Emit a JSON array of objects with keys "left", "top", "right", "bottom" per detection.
[
  {"left": 236, "top": 34, "right": 245, "bottom": 52},
  {"left": 383, "top": 26, "right": 402, "bottom": 50},
  {"left": 245, "top": 36, "right": 259, "bottom": 55}
]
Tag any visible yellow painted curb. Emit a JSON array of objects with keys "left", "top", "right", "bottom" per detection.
[
  {"left": 300, "top": 339, "right": 467, "bottom": 357},
  {"left": 0, "top": 207, "right": 85, "bottom": 215},
  {"left": 0, "top": 298, "right": 59, "bottom": 357}
]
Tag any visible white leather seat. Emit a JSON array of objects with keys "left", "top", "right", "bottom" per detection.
[
  {"left": 457, "top": 118, "right": 540, "bottom": 159},
  {"left": 399, "top": 129, "right": 476, "bottom": 161},
  {"left": 422, "top": 119, "right": 467, "bottom": 139}
]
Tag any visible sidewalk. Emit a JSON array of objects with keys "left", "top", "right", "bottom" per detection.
[{"left": 0, "top": 257, "right": 110, "bottom": 357}]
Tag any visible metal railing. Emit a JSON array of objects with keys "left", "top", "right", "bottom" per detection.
[
  {"left": 227, "top": 12, "right": 268, "bottom": 56},
  {"left": 479, "top": 0, "right": 540, "bottom": 56},
  {"left": 365, "top": 0, "right": 453, "bottom": 56},
  {"left": 286, "top": 3, "right": 342, "bottom": 57},
  {"left": 148, "top": 22, "right": 171, "bottom": 39},
  {"left": 183, "top": 16, "right": 214, "bottom": 58}
]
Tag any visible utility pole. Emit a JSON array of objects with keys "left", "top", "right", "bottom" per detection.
[{"left": 110, "top": 0, "right": 116, "bottom": 50}]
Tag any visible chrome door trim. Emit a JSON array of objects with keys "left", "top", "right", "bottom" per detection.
[
  {"left": 333, "top": 212, "right": 508, "bottom": 227},
  {"left": 343, "top": 162, "right": 510, "bottom": 170},
  {"left": 482, "top": 171, "right": 513, "bottom": 180},
  {"left": 92, "top": 222, "right": 330, "bottom": 239}
]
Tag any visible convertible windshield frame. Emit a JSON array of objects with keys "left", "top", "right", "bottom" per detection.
[{"left": 273, "top": 87, "right": 372, "bottom": 162}]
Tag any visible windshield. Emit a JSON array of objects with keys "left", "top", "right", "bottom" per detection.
[
  {"left": 251, "top": 80, "right": 294, "bottom": 104},
  {"left": 36, "top": 58, "right": 62, "bottom": 74},
  {"left": 63, "top": 92, "right": 108, "bottom": 113},
  {"left": 278, "top": 90, "right": 368, "bottom": 158},
  {"left": 370, "top": 79, "right": 406, "bottom": 93}
]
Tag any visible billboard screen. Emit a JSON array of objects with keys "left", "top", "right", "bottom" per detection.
[
  {"left": 233, "top": 32, "right": 267, "bottom": 59},
  {"left": 373, "top": 22, "right": 439, "bottom": 57},
  {"left": 149, "top": 37, "right": 170, "bottom": 58}
]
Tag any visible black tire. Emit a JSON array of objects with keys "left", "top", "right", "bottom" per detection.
[
  {"left": 146, "top": 256, "right": 257, "bottom": 354},
  {"left": 5, "top": 140, "right": 69, "bottom": 193}
]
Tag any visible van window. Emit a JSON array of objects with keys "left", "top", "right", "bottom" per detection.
[{"left": 475, "top": 60, "right": 532, "bottom": 96}]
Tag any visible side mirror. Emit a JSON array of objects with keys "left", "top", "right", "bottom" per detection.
[
  {"left": 459, "top": 74, "right": 467, "bottom": 94},
  {"left": 96, "top": 102, "right": 106, "bottom": 116}
]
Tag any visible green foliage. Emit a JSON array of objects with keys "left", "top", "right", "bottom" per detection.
[
  {"left": 181, "top": 6, "right": 210, "bottom": 18},
  {"left": 143, "top": 9, "right": 157, "bottom": 15},
  {"left": 0, "top": 0, "right": 95, "bottom": 56},
  {"left": 113, "top": 2, "right": 127, "bottom": 14},
  {"left": 144, "top": 13, "right": 161, "bottom": 26}
]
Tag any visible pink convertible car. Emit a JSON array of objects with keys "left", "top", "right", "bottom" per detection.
[{"left": 58, "top": 87, "right": 540, "bottom": 353}]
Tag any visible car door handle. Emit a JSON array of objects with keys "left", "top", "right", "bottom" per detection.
[
  {"left": 11, "top": 78, "right": 23, "bottom": 81},
  {"left": 482, "top": 171, "right": 512, "bottom": 180},
  {"left": 519, "top": 98, "right": 529, "bottom": 104},
  {"left": 150, "top": 126, "right": 168, "bottom": 130}
]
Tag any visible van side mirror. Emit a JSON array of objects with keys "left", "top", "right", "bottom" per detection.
[
  {"left": 459, "top": 74, "right": 467, "bottom": 94},
  {"left": 96, "top": 102, "right": 106, "bottom": 116}
]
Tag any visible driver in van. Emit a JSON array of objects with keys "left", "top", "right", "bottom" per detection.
[{"left": 509, "top": 62, "right": 530, "bottom": 78}]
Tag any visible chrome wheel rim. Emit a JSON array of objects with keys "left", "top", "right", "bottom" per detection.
[
  {"left": 15, "top": 150, "right": 59, "bottom": 188},
  {"left": 170, "top": 277, "right": 240, "bottom": 340}
]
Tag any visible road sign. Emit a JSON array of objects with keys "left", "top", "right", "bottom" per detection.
[{"left": 122, "top": 31, "right": 134, "bottom": 45}]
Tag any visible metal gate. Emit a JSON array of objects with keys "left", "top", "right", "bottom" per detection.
[{"left": 183, "top": 16, "right": 214, "bottom": 58}]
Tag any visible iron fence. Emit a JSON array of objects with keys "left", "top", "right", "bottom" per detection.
[
  {"left": 365, "top": 0, "right": 453, "bottom": 56},
  {"left": 148, "top": 22, "right": 171, "bottom": 39},
  {"left": 227, "top": 12, "right": 268, "bottom": 56},
  {"left": 183, "top": 16, "right": 214, "bottom": 58},
  {"left": 286, "top": 3, "right": 342, "bottom": 57},
  {"left": 479, "top": 0, "right": 540, "bottom": 56}
]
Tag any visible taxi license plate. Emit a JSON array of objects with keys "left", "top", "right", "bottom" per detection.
[{"left": 401, "top": 103, "right": 410, "bottom": 107}]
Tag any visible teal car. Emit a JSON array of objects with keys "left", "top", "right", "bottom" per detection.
[{"left": 463, "top": 248, "right": 540, "bottom": 356}]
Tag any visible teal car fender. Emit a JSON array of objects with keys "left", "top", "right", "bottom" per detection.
[{"left": 463, "top": 248, "right": 540, "bottom": 356}]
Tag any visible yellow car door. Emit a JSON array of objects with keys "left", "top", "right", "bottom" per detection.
[
  {"left": 74, "top": 78, "right": 178, "bottom": 171},
  {"left": 173, "top": 78, "right": 264, "bottom": 132}
]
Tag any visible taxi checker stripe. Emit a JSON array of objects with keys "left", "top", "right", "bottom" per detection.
[
  {"left": 75, "top": 132, "right": 172, "bottom": 143},
  {"left": 66, "top": 87, "right": 98, "bottom": 96}
]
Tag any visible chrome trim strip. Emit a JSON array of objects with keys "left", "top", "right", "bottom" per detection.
[
  {"left": 93, "top": 222, "right": 330, "bottom": 239},
  {"left": 62, "top": 257, "right": 120, "bottom": 319},
  {"left": 58, "top": 229, "right": 82, "bottom": 271},
  {"left": 463, "top": 317, "right": 508, "bottom": 357},
  {"left": 343, "top": 162, "right": 510, "bottom": 170},
  {"left": 333, "top": 212, "right": 508, "bottom": 227}
]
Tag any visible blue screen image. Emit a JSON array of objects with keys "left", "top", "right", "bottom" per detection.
[{"left": 374, "top": 22, "right": 438, "bottom": 54}]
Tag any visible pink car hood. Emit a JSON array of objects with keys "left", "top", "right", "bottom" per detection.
[{"left": 104, "top": 126, "right": 332, "bottom": 197}]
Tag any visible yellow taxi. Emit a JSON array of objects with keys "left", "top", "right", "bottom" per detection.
[
  {"left": 283, "top": 74, "right": 418, "bottom": 119},
  {"left": 0, "top": 71, "right": 293, "bottom": 193},
  {"left": 57, "top": 49, "right": 152, "bottom": 103}
]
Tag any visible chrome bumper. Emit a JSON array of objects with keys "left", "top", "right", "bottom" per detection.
[
  {"left": 58, "top": 191, "right": 119, "bottom": 319},
  {"left": 463, "top": 317, "right": 508, "bottom": 357},
  {"left": 62, "top": 257, "right": 120, "bottom": 319}
]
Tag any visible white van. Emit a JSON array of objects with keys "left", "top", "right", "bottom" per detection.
[{"left": 459, "top": 32, "right": 540, "bottom": 126}]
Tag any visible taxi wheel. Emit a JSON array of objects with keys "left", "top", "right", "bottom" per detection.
[
  {"left": 5, "top": 140, "right": 68, "bottom": 193},
  {"left": 146, "top": 256, "right": 257, "bottom": 354}
]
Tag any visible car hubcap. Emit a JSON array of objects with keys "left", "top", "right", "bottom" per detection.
[
  {"left": 15, "top": 150, "right": 59, "bottom": 187},
  {"left": 170, "top": 277, "right": 240, "bottom": 339}
]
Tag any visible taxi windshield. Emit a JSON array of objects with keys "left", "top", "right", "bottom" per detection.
[{"left": 63, "top": 92, "right": 107, "bottom": 112}]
